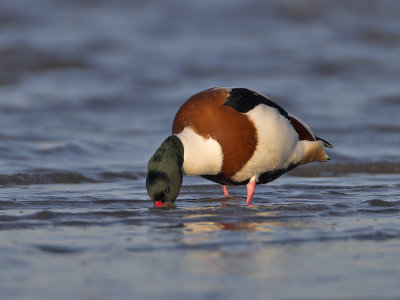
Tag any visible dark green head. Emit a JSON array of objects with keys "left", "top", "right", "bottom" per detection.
[{"left": 146, "top": 135, "right": 184, "bottom": 206}]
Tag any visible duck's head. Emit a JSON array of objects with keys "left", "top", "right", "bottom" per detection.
[{"left": 146, "top": 135, "right": 184, "bottom": 207}]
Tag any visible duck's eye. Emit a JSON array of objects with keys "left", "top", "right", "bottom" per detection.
[{"left": 164, "top": 186, "right": 170, "bottom": 194}]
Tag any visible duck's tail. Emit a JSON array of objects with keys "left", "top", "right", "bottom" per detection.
[{"left": 316, "top": 136, "right": 333, "bottom": 149}]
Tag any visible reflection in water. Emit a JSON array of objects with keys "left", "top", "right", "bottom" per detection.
[
  {"left": 1, "top": 0, "right": 400, "bottom": 298},
  {"left": 184, "top": 222, "right": 223, "bottom": 232},
  {"left": 183, "top": 218, "right": 325, "bottom": 233},
  {"left": 184, "top": 221, "right": 269, "bottom": 232},
  {"left": 181, "top": 203, "right": 327, "bottom": 235}
]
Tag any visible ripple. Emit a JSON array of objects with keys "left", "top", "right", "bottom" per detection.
[
  {"left": 35, "top": 244, "right": 85, "bottom": 254},
  {"left": 99, "top": 171, "right": 139, "bottom": 181},
  {"left": 289, "top": 162, "right": 400, "bottom": 177},
  {"left": 364, "top": 199, "right": 400, "bottom": 207},
  {"left": 0, "top": 172, "right": 98, "bottom": 186}
]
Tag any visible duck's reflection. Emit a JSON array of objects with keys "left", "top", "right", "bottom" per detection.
[{"left": 184, "top": 221, "right": 271, "bottom": 232}]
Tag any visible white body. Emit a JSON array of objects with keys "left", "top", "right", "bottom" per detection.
[
  {"left": 176, "top": 104, "right": 327, "bottom": 182},
  {"left": 232, "top": 105, "right": 298, "bottom": 182},
  {"left": 176, "top": 127, "right": 223, "bottom": 176}
]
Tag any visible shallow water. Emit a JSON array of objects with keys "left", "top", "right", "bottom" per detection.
[{"left": 1, "top": 0, "right": 400, "bottom": 299}]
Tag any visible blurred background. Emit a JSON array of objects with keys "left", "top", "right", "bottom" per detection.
[
  {"left": 1, "top": 0, "right": 399, "bottom": 174},
  {"left": 0, "top": 0, "right": 399, "bottom": 299}
]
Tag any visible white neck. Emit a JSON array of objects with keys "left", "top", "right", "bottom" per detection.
[{"left": 175, "top": 127, "right": 223, "bottom": 176}]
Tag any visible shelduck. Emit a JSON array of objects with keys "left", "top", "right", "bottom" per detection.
[{"left": 146, "top": 87, "right": 332, "bottom": 207}]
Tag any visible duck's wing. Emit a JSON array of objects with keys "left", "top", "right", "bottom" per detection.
[
  {"left": 223, "top": 88, "right": 289, "bottom": 117},
  {"left": 288, "top": 113, "right": 333, "bottom": 148}
]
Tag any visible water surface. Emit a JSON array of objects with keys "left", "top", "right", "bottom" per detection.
[{"left": 1, "top": 0, "right": 400, "bottom": 299}]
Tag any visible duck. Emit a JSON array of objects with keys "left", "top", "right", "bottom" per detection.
[{"left": 146, "top": 87, "right": 333, "bottom": 207}]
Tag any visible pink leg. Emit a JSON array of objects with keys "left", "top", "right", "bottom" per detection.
[
  {"left": 246, "top": 176, "right": 257, "bottom": 205},
  {"left": 222, "top": 185, "right": 229, "bottom": 197}
]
